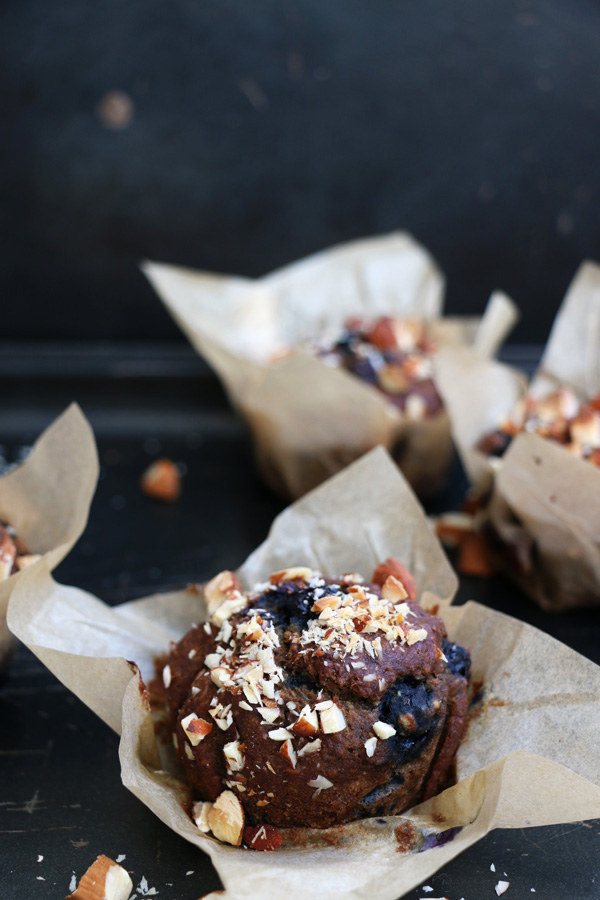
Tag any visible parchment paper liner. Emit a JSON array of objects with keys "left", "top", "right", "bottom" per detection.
[
  {"left": 142, "top": 232, "right": 518, "bottom": 498},
  {"left": 8, "top": 448, "right": 600, "bottom": 899},
  {"left": 0, "top": 404, "right": 98, "bottom": 669},
  {"left": 436, "top": 260, "right": 600, "bottom": 610}
]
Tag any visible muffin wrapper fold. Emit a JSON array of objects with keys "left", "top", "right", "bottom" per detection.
[
  {"left": 8, "top": 447, "right": 600, "bottom": 899},
  {"left": 0, "top": 404, "right": 98, "bottom": 668},
  {"left": 142, "top": 232, "right": 517, "bottom": 498},
  {"left": 436, "top": 260, "right": 600, "bottom": 609}
]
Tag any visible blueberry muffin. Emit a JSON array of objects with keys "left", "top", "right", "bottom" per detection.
[{"left": 159, "top": 560, "right": 470, "bottom": 835}]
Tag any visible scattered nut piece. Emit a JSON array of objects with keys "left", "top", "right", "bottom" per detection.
[
  {"left": 381, "top": 575, "right": 408, "bottom": 603},
  {"left": 267, "top": 727, "right": 293, "bottom": 741},
  {"left": 66, "top": 854, "right": 132, "bottom": 900},
  {"left": 223, "top": 740, "right": 245, "bottom": 772},
  {"left": 373, "top": 721, "right": 396, "bottom": 740},
  {"left": 211, "top": 595, "right": 247, "bottom": 627},
  {"left": 257, "top": 706, "right": 279, "bottom": 724},
  {"left": 312, "top": 595, "right": 342, "bottom": 613},
  {"left": 269, "top": 566, "right": 314, "bottom": 584},
  {"left": 181, "top": 713, "right": 213, "bottom": 746},
  {"left": 243, "top": 824, "right": 282, "bottom": 851},
  {"left": 297, "top": 738, "right": 322, "bottom": 756},
  {"left": 207, "top": 790, "right": 245, "bottom": 846},
  {"left": 192, "top": 800, "right": 213, "bottom": 833},
  {"left": 372, "top": 558, "right": 416, "bottom": 599},
  {"left": 140, "top": 458, "right": 181, "bottom": 502},
  {"left": 308, "top": 775, "right": 333, "bottom": 798},
  {"left": 318, "top": 703, "right": 346, "bottom": 734},
  {"left": 406, "top": 628, "right": 428, "bottom": 645},
  {"left": 434, "top": 512, "right": 475, "bottom": 547},
  {"left": 279, "top": 738, "right": 297, "bottom": 768},
  {"left": 203, "top": 570, "right": 242, "bottom": 615},
  {"left": 364, "top": 736, "right": 377, "bottom": 757},
  {"left": 291, "top": 706, "right": 319, "bottom": 736},
  {"left": 458, "top": 532, "right": 496, "bottom": 578},
  {"left": 210, "top": 666, "right": 233, "bottom": 688}
]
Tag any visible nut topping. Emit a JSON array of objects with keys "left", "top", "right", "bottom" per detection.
[
  {"left": 207, "top": 790, "right": 245, "bottom": 846},
  {"left": 243, "top": 824, "right": 282, "bottom": 851},
  {"left": 373, "top": 721, "right": 396, "bottom": 740},
  {"left": 181, "top": 713, "right": 213, "bottom": 746}
]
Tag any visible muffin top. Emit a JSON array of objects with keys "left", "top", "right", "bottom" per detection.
[
  {"left": 477, "top": 386, "right": 600, "bottom": 467},
  {"left": 160, "top": 560, "right": 470, "bottom": 837},
  {"left": 315, "top": 316, "right": 443, "bottom": 418}
]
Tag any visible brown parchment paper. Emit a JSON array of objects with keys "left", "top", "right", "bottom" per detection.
[
  {"left": 436, "top": 261, "right": 600, "bottom": 610},
  {"left": 7, "top": 448, "right": 600, "bottom": 899},
  {"left": 0, "top": 404, "right": 98, "bottom": 668},
  {"left": 142, "top": 233, "right": 518, "bottom": 498}
]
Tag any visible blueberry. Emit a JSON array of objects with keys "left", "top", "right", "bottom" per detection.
[{"left": 442, "top": 640, "right": 471, "bottom": 679}]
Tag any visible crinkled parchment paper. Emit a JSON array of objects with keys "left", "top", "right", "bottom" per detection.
[
  {"left": 142, "top": 232, "right": 517, "bottom": 498},
  {"left": 8, "top": 448, "right": 600, "bottom": 899},
  {"left": 437, "top": 261, "right": 600, "bottom": 609},
  {"left": 0, "top": 404, "right": 98, "bottom": 668}
]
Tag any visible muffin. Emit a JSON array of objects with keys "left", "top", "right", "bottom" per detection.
[
  {"left": 477, "top": 386, "right": 600, "bottom": 467},
  {"left": 158, "top": 559, "right": 470, "bottom": 839},
  {"left": 317, "top": 316, "right": 443, "bottom": 420}
]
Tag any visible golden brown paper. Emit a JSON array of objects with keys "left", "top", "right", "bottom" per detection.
[
  {"left": 8, "top": 449, "right": 600, "bottom": 899},
  {"left": 437, "top": 261, "right": 600, "bottom": 609},
  {"left": 0, "top": 404, "right": 98, "bottom": 668},
  {"left": 142, "top": 234, "right": 518, "bottom": 498}
]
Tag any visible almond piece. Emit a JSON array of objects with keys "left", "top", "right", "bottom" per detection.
[
  {"left": 372, "top": 558, "right": 416, "bottom": 600},
  {"left": 434, "top": 512, "right": 475, "bottom": 548},
  {"left": 211, "top": 595, "right": 247, "bottom": 627},
  {"left": 66, "top": 855, "right": 132, "bottom": 900},
  {"left": 223, "top": 740, "right": 245, "bottom": 772},
  {"left": 380, "top": 575, "right": 408, "bottom": 603},
  {"left": 207, "top": 790, "right": 245, "bottom": 846},
  {"left": 373, "top": 721, "right": 397, "bottom": 739},
  {"left": 291, "top": 707, "right": 319, "bottom": 736},
  {"left": 269, "top": 566, "right": 314, "bottom": 584},
  {"left": 279, "top": 738, "right": 297, "bottom": 768},
  {"left": 181, "top": 713, "right": 213, "bottom": 746},
  {"left": 203, "top": 570, "right": 242, "bottom": 616},
  {"left": 319, "top": 703, "right": 346, "bottom": 734},
  {"left": 368, "top": 317, "right": 398, "bottom": 350},
  {"left": 140, "top": 458, "right": 181, "bottom": 502},
  {"left": 243, "top": 824, "right": 282, "bottom": 851},
  {"left": 192, "top": 800, "right": 213, "bottom": 833},
  {"left": 378, "top": 363, "right": 409, "bottom": 395},
  {"left": 312, "top": 595, "right": 342, "bottom": 613},
  {"left": 458, "top": 532, "right": 496, "bottom": 578}
]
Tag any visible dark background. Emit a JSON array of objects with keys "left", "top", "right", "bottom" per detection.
[{"left": 3, "top": 0, "right": 600, "bottom": 344}]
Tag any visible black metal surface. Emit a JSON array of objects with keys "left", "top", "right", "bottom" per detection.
[
  {"left": 1, "top": 348, "right": 600, "bottom": 898},
  {"left": 4, "top": 1, "right": 600, "bottom": 344}
]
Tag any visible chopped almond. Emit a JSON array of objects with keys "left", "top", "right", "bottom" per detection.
[
  {"left": 207, "top": 790, "right": 245, "bottom": 846},
  {"left": 140, "top": 458, "right": 181, "bottom": 502},
  {"left": 66, "top": 855, "right": 132, "bottom": 900},
  {"left": 458, "top": 532, "right": 496, "bottom": 577},
  {"left": 381, "top": 575, "right": 408, "bottom": 603},
  {"left": 269, "top": 566, "right": 313, "bottom": 584},
  {"left": 372, "top": 558, "right": 416, "bottom": 599},
  {"left": 243, "top": 824, "right": 282, "bottom": 851}
]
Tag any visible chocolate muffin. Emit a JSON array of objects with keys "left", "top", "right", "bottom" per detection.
[
  {"left": 159, "top": 560, "right": 470, "bottom": 833},
  {"left": 477, "top": 387, "right": 600, "bottom": 467},
  {"left": 317, "top": 316, "right": 444, "bottom": 419}
]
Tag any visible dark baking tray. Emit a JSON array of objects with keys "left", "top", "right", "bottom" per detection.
[{"left": 1, "top": 342, "right": 599, "bottom": 899}]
